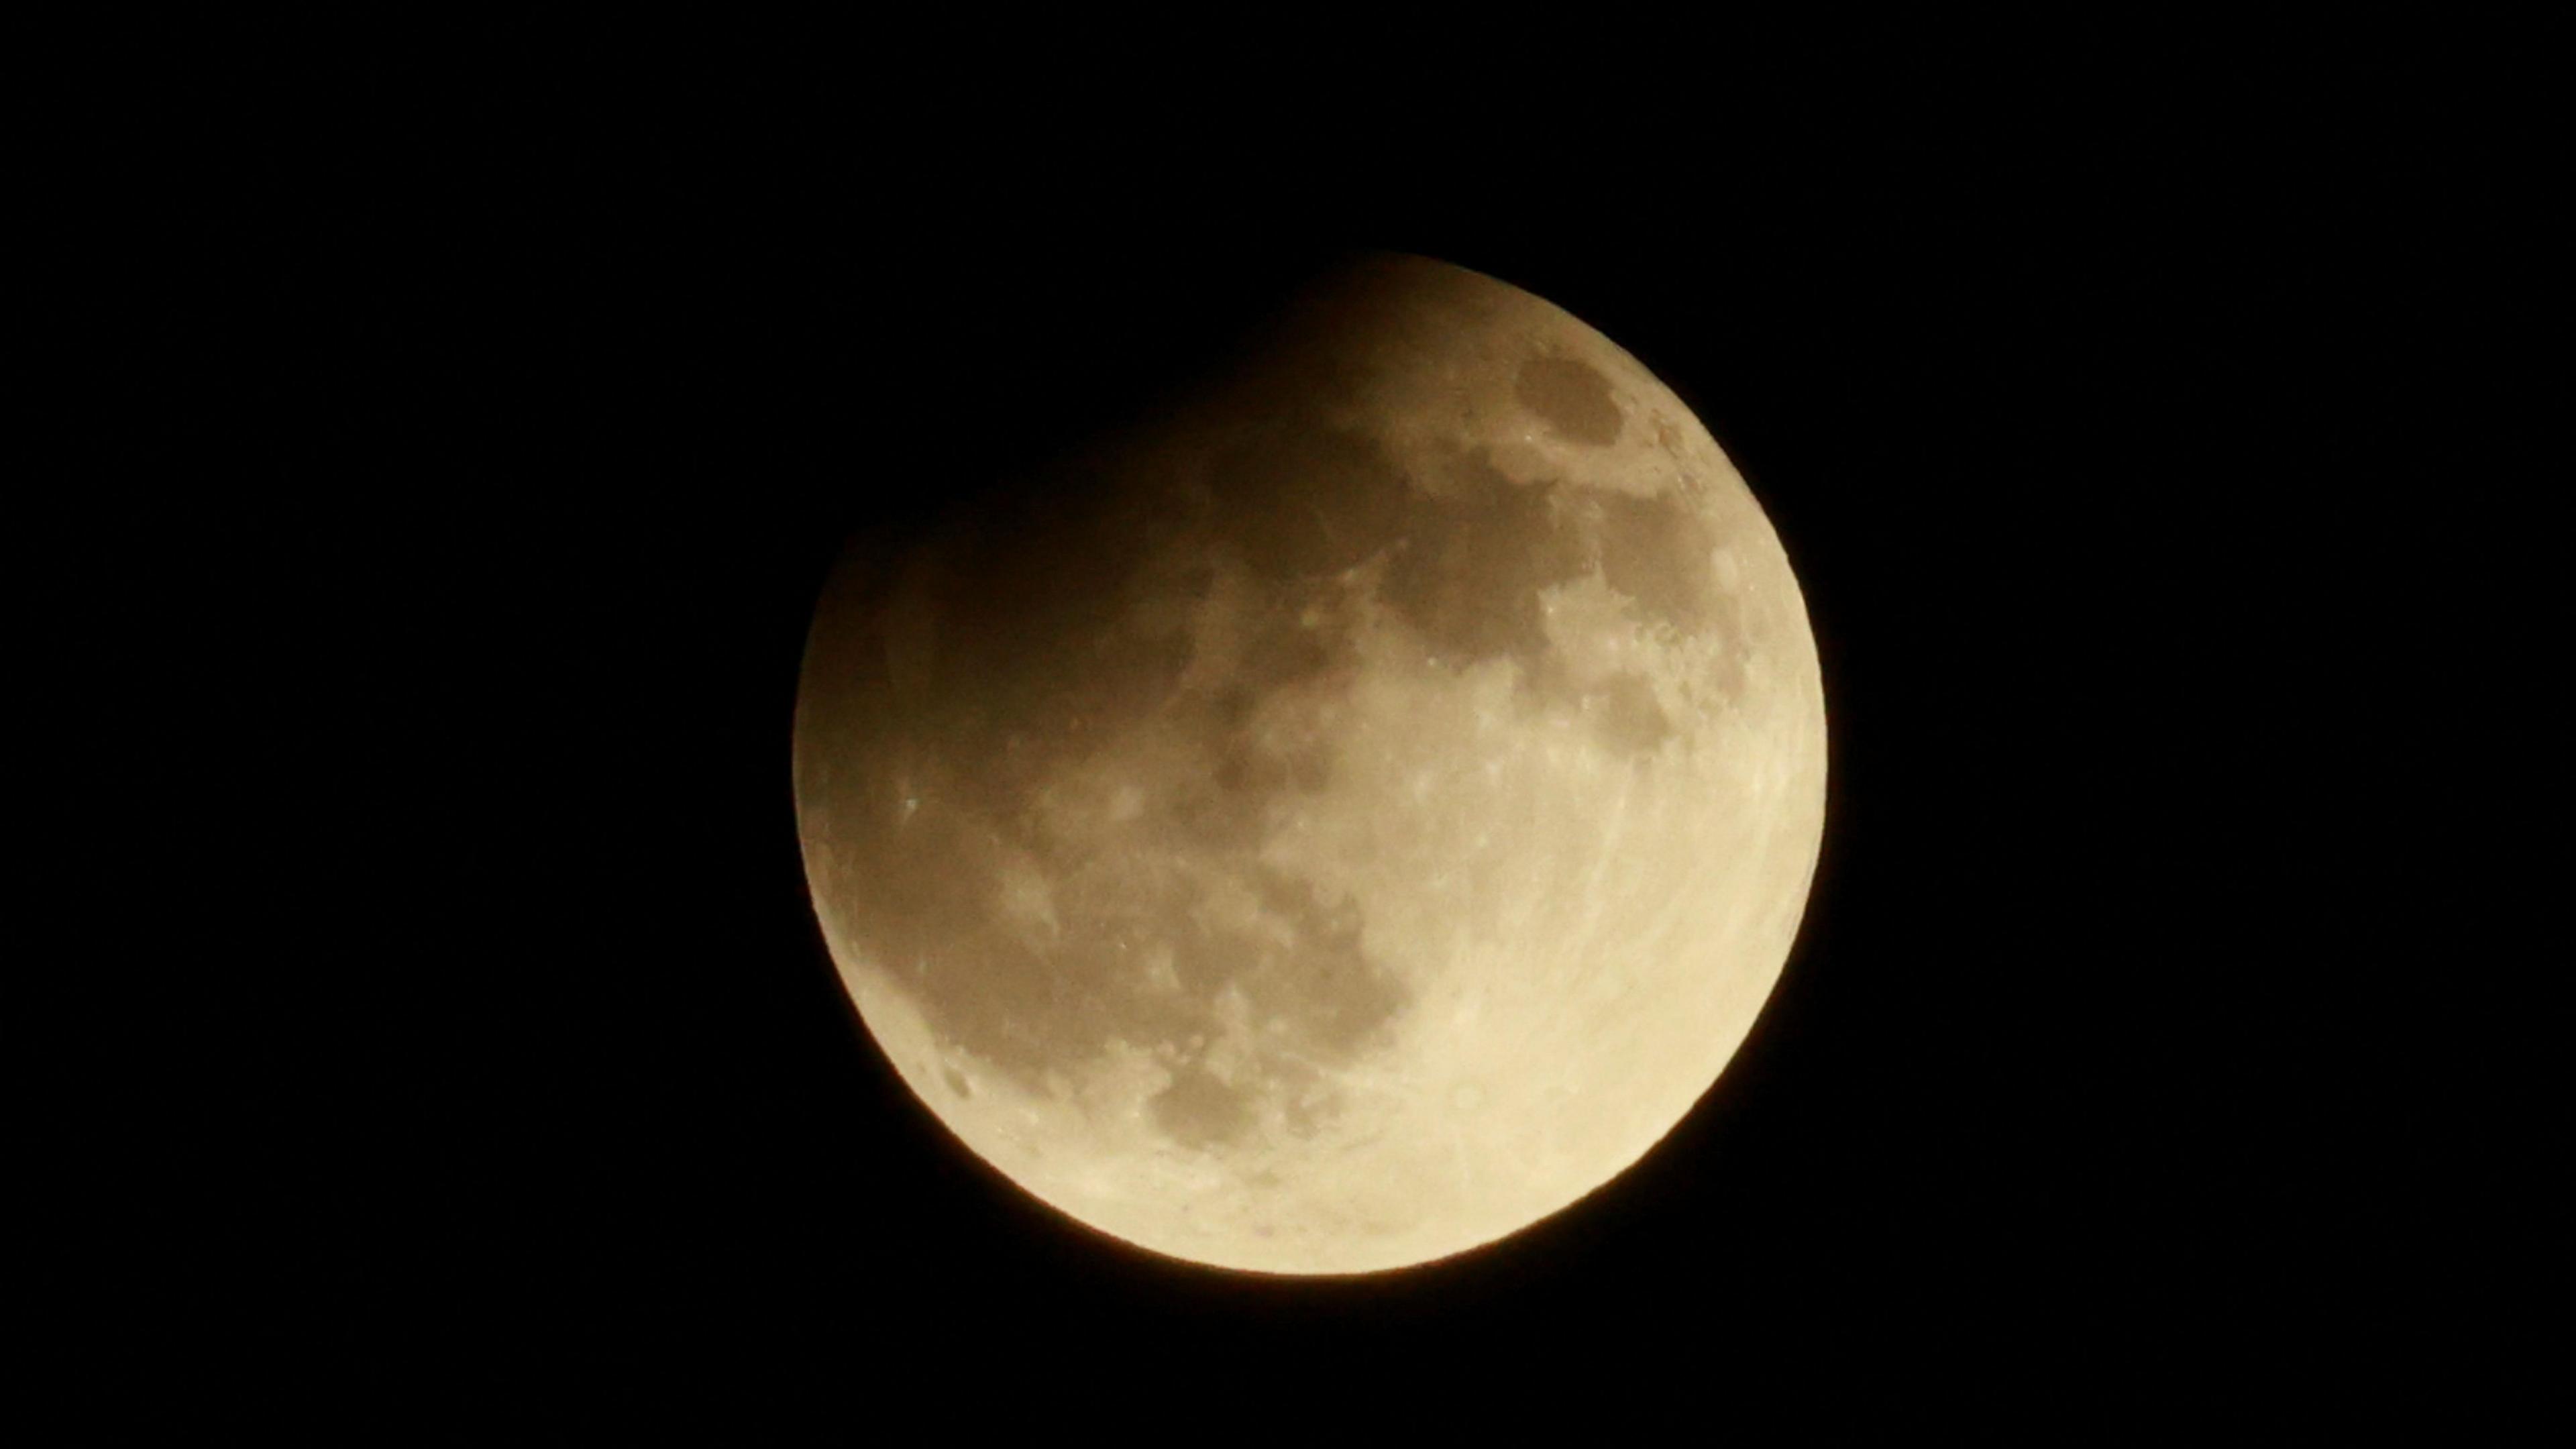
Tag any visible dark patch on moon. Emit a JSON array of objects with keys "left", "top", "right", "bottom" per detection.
[
  {"left": 1515, "top": 356, "right": 1623, "bottom": 446},
  {"left": 1234, "top": 605, "right": 1346, "bottom": 692},
  {"left": 1585, "top": 671, "right": 1675, "bottom": 755},
  {"left": 1153, "top": 1063, "right": 1256, "bottom": 1148},
  {"left": 1210, "top": 425, "right": 1411, "bottom": 581},
  {"left": 1242, "top": 867, "right": 1391, "bottom": 1053},
  {"left": 1379, "top": 448, "right": 1588, "bottom": 675},
  {"left": 888, "top": 474, "right": 1202, "bottom": 822},
  {"left": 1211, "top": 727, "right": 1332, "bottom": 798},
  {"left": 1593, "top": 490, "right": 1723, "bottom": 637}
]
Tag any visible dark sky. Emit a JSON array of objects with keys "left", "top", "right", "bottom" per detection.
[{"left": 63, "top": 18, "right": 2539, "bottom": 1424}]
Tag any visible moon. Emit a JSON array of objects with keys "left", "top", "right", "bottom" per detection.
[{"left": 793, "top": 253, "right": 1826, "bottom": 1275}]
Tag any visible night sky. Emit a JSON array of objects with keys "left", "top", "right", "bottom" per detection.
[{"left": 59, "top": 19, "right": 2536, "bottom": 1424}]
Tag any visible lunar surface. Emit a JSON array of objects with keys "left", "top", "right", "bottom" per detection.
[{"left": 793, "top": 254, "right": 1826, "bottom": 1274}]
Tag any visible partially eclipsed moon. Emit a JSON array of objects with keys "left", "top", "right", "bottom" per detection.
[{"left": 793, "top": 254, "right": 1826, "bottom": 1275}]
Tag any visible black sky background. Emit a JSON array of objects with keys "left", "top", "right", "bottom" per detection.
[{"left": 53, "top": 17, "right": 2545, "bottom": 1424}]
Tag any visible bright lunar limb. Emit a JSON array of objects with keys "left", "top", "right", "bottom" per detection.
[{"left": 793, "top": 253, "right": 1827, "bottom": 1274}]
